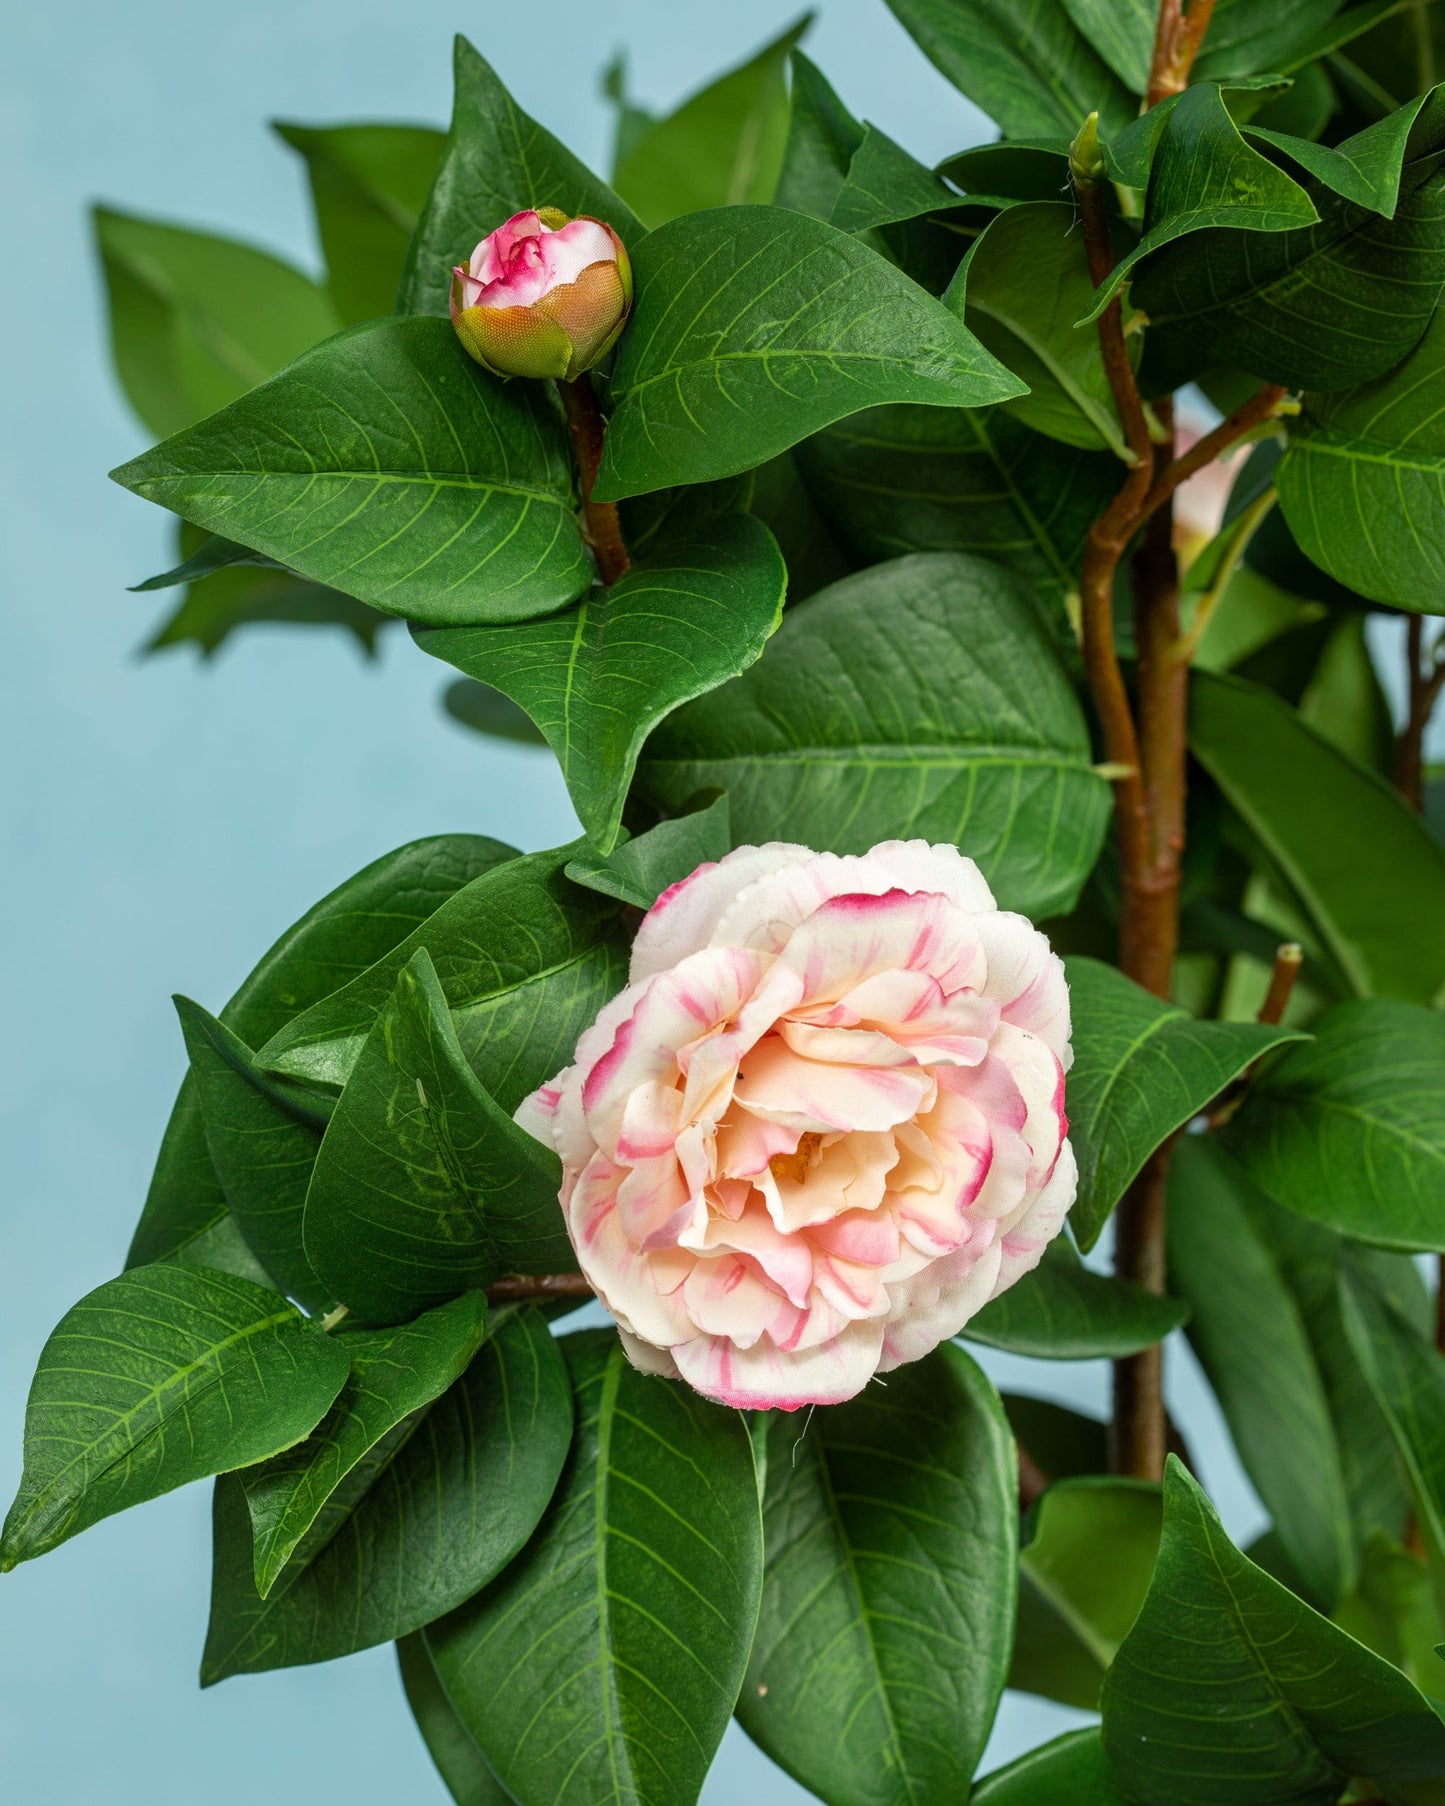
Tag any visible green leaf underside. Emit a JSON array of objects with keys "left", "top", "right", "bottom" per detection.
[
  {"left": 1168, "top": 1137, "right": 1354, "bottom": 1609},
  {"left": 417, "top": 515, "right": 787, "bottom": 849},
  {"left": 129, "top": 834, "right": 514, "bottom": 1276},
  {"left": 428, "top": 1331, "right": 763, "bottom": 1806},
  {"left": 1101, "top": 1459, "right": 1445, "bottom": 1802},
  {"left": 398, "top": 1633, "right": 513, "bottom": 1806},
  {"left": 399, "top": 37, "right": 641, "bottom": 318},
  {"left": 203, "top": 1307, "right": 571, "bottom": 1679},
  {"left": 1190, "top": 671, "right": 1445, "bottom": 1004},
  {"left": 1063, "top": 956, "right": 1305, "bottom": 1252},
  {"left": 637, "top": 552, "right": 1111, "bottom": 919},
  {"left": 963, "top": 1235, "right": 1189, "bottom": 1358},
  {"left": 94, "top": 206, "right": 339, "bottom": 440},
  {"left": 973, "top": 1729, "right": 1127, "bottom": 1804},
  {"left": 302, "top": 948, "right": 571, "bottom": 1326},
  {"left": 795, "top": 403, "right": 1119, "bottom": 602},
  {"left": 1222, "top": 998, "right": 1445, "bottom": 1252},
  {"left": 241, "top": 1291, "right": 490, "bottom": 1594},
  {"left": 257, "top": 843, "right": 629, "bottom": 1109},
  {"left": 1, "top": 1267, "right": 349, "bottom": 1569},
  {"left": 1278, "top": 307, "right": 1445, "bottom": 610},
  {"left": 1060, "top": 0, "right": 1155, "bottom": 92},
  {"left": 110, "top": 317, "right": 591, "bottom": 627},
  {"left": 564, "top": 792, "right": 733, "bottom": 911},
  {"left": 775, "top": 50, "right": 867, "bottom": 222},
  {"left": 594, "top": 204, "right": 1024, "bottom": 501},
  {"left": 830, "top": 121, "right": 964, "bottom": 233},
  {"left": 1011, "top": 1478, "right": 1163, "bottom": 1711},
  {"left": 882, "top": 0, "right": 1135, "bottom": 140},
  {"left": 736, "top": 1343, "right": 1016, "bottom": 1806}
]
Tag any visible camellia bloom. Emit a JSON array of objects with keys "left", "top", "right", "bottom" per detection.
[
  {"left": 449, "top": 208, "right": 632, "bottom": 381},
  {"left": 518, "top": 840, "right": 1076, "bottom": 1411}
]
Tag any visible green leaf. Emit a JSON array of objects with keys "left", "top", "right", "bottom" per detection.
[
  {"left": 416, "top": 516, "right": 786, "bottom": 850},
  {"left": 1298, "top": 614, "right": 1394, "bottom": 771},
  {"left": 0, "top": 1267, "right": 349, "bottom": 1569},
  {"left": 1011, "top": 1478, "right": 1163, "bottom": 1711},
  {"left": 1059, "top": 0, "right": 1155, "bottom": 92},
  {"left": 398, "top": 1633, "right": 513, "bottom": 1806},
  {"left": 275, "top": 121, "right": 446, "bottom": 326},
  {"left": 1278, "top": 307, "right": 1445, "bottom": 611},
  {"left": 1167, "top": 1136, "right": 1354, "bottom": 1609},
  {"left": 936, "top": 140, "right": 1074, "bottom": 204},
  {"left": 202, "top": 1306, "right": 571, "bottom": 1679},
  {"left": 428, "top": 1330, "right": 762, "bottom": 1806},
  {"left": 176, "top": 998, "right": 333, "bottom": 1311},
  {"left": 1063, "top": 956, "right": 1305, "bottom": 1251},
  {"left": 736, "top": 1342, "right": 1016, "bottom": 1806},
  {"left": 1134, "top": 94, "right": 1445, "bottom": 392},
  {"left": 882, "top": 0, "right": 1136, "bottom": 140},
  {"left": 94, "top": 206, "right": 339, "bottom": 440},
  {"left": 593, "top": 205, "right": 1023, "bottom": 502},
  {"left": 1004, "top": 1393, "right": 1108, "bottom": 1483},
  {"left": 111, "top": 317, "right": 591, "bottom": 627},
  {"left": 611, "top": 17, "right": 809, "bottom": 227},
  {"left": 951, "top": 201, "right": 1133, "bottom": 456},
  {"left": 774, "top": 50, "right": 866, "bottom": 221},
  {"left": 240, "top": 1291, "right": 489, "bottom": 1595},
  {"left": 1191, "top": 671, "right": 1445, "bottom": 1002},
  {"left": 637, "top": 551, "right": 1111, "bottom": 917},
  {"left": 1333, "top": 1531, "right": 1445, "bottom": 1705},
  {"left": 302, "top": 948, "right": 571, "bottom": 1325},
  {"left": 1195, "top": 0, "right": 1408, "bottom": 82},
  {"left": 963, "top": 1235, "right": 1189, "bottom": 1358},
  {"left": 795, "top": 402, "right": 1118, "bottom": 604},
  {"left": 564, "top": 792, "right": 732, "bottom": 910},
  {"left": 830, "top": 121, "right": 965, "bottom": 233},
  {"left": 973, "top": 1729, "right": 1128, "bottom": 1805},
  {"left": 400, "top": 37, "right": 641, "bottom": 318},
  {"left": 1245, "top": 84, "right": 1440, "bottom": 214},
  {"left": 256, "top": 843, "right": 629, "bottom": 1106},
  {"left": 1101, "top": 1458, "right": 1445, "bottom": 1802}
]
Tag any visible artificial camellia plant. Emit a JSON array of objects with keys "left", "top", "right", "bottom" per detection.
[{"left": 9, "top": 1, "right": 1445, "bottom": 1801}]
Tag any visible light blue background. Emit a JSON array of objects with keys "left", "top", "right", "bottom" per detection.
[{"left": 4, "top": 3, "right": 1405, "bottom": 1799}]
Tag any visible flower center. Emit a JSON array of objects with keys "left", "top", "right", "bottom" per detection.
[{"left": 768, "top": 1131, "right": 825, "bottom": 1187}]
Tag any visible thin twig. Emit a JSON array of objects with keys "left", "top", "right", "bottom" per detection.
[
  {"left": 557, "top": 375, "right": 631, "bottom": 585},
  {"left": 484, "top": 1272, "right": 596, "bottom": 1305},
  {"left": 1173, "top": 487, "right": 1277, "bottom": 665},
  {"left": 1394, "top": 614, "right": 1445, "bottom": 810},
  {"left": 1205, "top": 943, "right": 1303, "bottom": 1128},
  {"left": 1148, "top": 0, "right": 1220, "bottom": 105},
  {"left": 1140, "top": 384, "right": 1288, "bottom": 525}
]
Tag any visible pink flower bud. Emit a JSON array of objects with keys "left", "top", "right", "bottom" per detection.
[{"left": 448, "top": 208, "right": 633, "bottom": 382}]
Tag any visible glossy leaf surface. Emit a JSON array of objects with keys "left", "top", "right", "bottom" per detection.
[
  {"left": 963, "top": 1236, "right": 1189, "bottom": 1359},
  {"left": 564, "top": 792, "right": 733, "bottom": 910}
]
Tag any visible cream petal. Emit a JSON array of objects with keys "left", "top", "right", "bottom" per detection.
[
  {"left": 672, "top": 1319, "right": 886, "bottom": 1410},
  {"left": 990, "top": 1022, "right": 1068, "bottom": 1189},
  {"left": 993, "top": 1139, "right": 1078, "bottom": 1287},
  {"left": 614, "top": 1080, "right": 684, "bottom": 1163},
  {"left": 681, "top": 1255, "right": 794, "bottom": 1347},
  {"left": 684, "top": 1201, "right": 814, "bottom": 1308},
  {"left": 540, "top": 216, "right": 618, "bottom": 285},
  {"left": 876, "top": 1237, "right": 1005, "bottom": 1371},
  {"left": 617, "top": 1327, "right": 683, "bottom": 1381},
  {"left": 734, "top": 1037, "right": 933, "bottom": 1134},
  {"left": 779, "top": 1018, "right": 920, "bottom": 1068},
  {"left": 807, "top": 1207, "right": 903, "bottom": 1268},
  {"left": 615, "top": 1155, "right": 691, "bottom": 1248},
  {"left": 567, "top": 1155, "right": 693, "bottom": 1347},
  {"left": 977, "top": 912, "right": 1072, "bottom": 1066},
  {"left": 715, "top": 1111, "right": 799, "bottom": 1180},
  {"left": 767, "top": 888, "right": 984, "bottom": 1009},
  {"left": 863, "top": 839, "right": 996, "bottom": 914},
  {"left": 629, "top": 843, "right": 810, "bottom": 980},
  {"left": 762, "top": 1130, "right": 898, "bottom": 1232}
]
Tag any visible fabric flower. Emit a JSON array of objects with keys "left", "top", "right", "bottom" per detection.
[
  {"left": 449, "top": 208, "right": 632, "bottom": 381},
  {"left": 518, "top": 840, "right": 1076, "bottom": 1411}
]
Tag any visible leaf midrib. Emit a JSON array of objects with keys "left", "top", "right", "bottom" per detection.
[{"left": 134, "top": 468, "right": 572, "bottom": 504}]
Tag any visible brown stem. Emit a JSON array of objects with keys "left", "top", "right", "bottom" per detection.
[
  {"left": 1205, "top": 942, "right": 1303, "bottom": 1129},
  {"left": 1018, "top": 1443, "right": 1050, "bottom": 1511},
  {"left": 1110, "top": 1147, "right": 1172, "bottom": 1481},
  {"left": 557, "top": 375, "right": 631, "bottom": 585},
  {"left": 1148, "top": 0, "right": 1219, "bottom": 106},
  {"left": 1393, "top": 614, "right": 1445, "bottom": 810},
  {"left": 485, "top": 1272, "right": 596, "bottom": 1305},
  {"left": 1139, "top": 384, "right": 1288, "bottom": 525}
]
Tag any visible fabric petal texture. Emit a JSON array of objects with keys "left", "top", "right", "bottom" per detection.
[{"left": 519, "top": 840, "right": 1077, "bottom": 1410}]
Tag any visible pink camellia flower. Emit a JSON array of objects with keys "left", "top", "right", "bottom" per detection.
[
  {"left": 517, "top": 840, "right": 1076, "bottom": 1411},
  {"left": 449, "top": 208, "right": 632, "bottom": 382}
]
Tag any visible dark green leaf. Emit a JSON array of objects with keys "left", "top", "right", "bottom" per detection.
[
  {"left": 111, "top": 317, "right": 591, "bottom": 627},
  {"left": 400, "top": 38, "right": 641, "bottom": 318},
  {"left": 1298, "top": 614, "right": 1394, "bottom": 771},
  {"left": 398, "top": 1633, "right": 513, "bottom": 1806},
  {"left": 442, "top": 678, "right": 548, "bottom": 745},
  {"left": 1191, "top": 671, "right": 1445, "bottom": 1002},
  {"left": 1063, "top": 956, "right": 1304, "bottom": 1251},
  {"left": 1101, "top": 1458, "right": 1445, "bottom": 1802},
  {"left": 202, "top": 1306, "right": 571, "bottom": 1679},
  {"left": 830, "top": 121, "right": 964, "bottom": 232},
  {"left": 241, "top": 1291, "right": 489, "bottom": 1594},
  {"left": 1004, "top": 1394, "right": 1108, "bottom": 1484},
  {"left": 795, "top": 402, "right": 1118, "bottom": 605},
  {"left": 973, "top": 1729, "right": 1128, "bottom": 1805},
  {"left": 882, "top": 0, "right": 1135, "bottom": 140},
  {"left": 429, "top": 1330, "right": 762, "bottom": 1806},
  {"left": 1278, "top": 307, "right": 1445, "bottom": 611},
  {"left": 774, "top": 49, "right": 864, "bottom": 219},
  {"left": 416, "top": 516, "right": 786, "bottom": 850},
  {"left": 1246, "top": 84, "right": 1439, "bottom": 213},
  {"left": 1167, "top": 1136, "right": 1353, "bottom": 1608},
  {"left": 1195, "top": 0, "right": 1407, "bottom": 82},
  {"left": 637, "top": 551, "right": 1112, "bottom": 917},
  {"left": 276, "top": 121, "right": 446, "bottom": 326},
  {"left": 0, "top": 1267, "right": 349, "bottom": 1568},
  {"left": 564, "top": 792, "right": 732, "bottom": 910},
  {"left": 936, "top": 140, "right": 1074, "bottom": 204},
  {"left": 94, "top": 206, "right": 339, "bottom": 439},
  {"left": 1332, "top": 1531, "right": 1445, "bottom": 1705},
  {"left": 593, "top": 205, "right": 1023, "bottom": 502},
  {"left": 1059, "top": 0, "right": 1155, "bottom": 91},
  {"left": 129, "top": 835, "right": 514, "bottom": 1276},
  {"left": 611, "top": 17, "right": 809, "bottom": 227},
  {"left": 736, "top": 1342, "right": 1015, "bottom": 1806},
  {"left": 257, "top": 843, "right": 629, "bottom": 1108},
  {"left": 963, "top": 1235, "right": 1189, "bottom": 1358},
  {"left": 1011, "top": 1478, "right": 1163, "bottom": 1711},
  {"left": 130, "top": 532, "right": 284, "bottom": 590},
  {"left": 303, "top": 947, "right": 571, "bottom": 1325}
]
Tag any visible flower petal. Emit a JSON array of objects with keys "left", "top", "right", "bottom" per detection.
[{"left": 672, "top": 1320, "right": 886, "bottom": 1410}]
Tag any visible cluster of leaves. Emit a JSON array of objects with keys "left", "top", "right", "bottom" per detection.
[{"left": 14, "top": 1, "right": 1445, "bottom": 1800}]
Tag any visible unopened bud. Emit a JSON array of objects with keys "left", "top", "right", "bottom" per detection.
[
  {"left": 1069, "top": 112, "right": 1106, "bottom": 189},
  {"left": 449, "top": 208, "right": 633, "bottom": 382}
]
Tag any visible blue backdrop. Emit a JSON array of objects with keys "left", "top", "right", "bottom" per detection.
[{"left": 3, "top": 2, "right": 1294, "bottom": 1797}]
